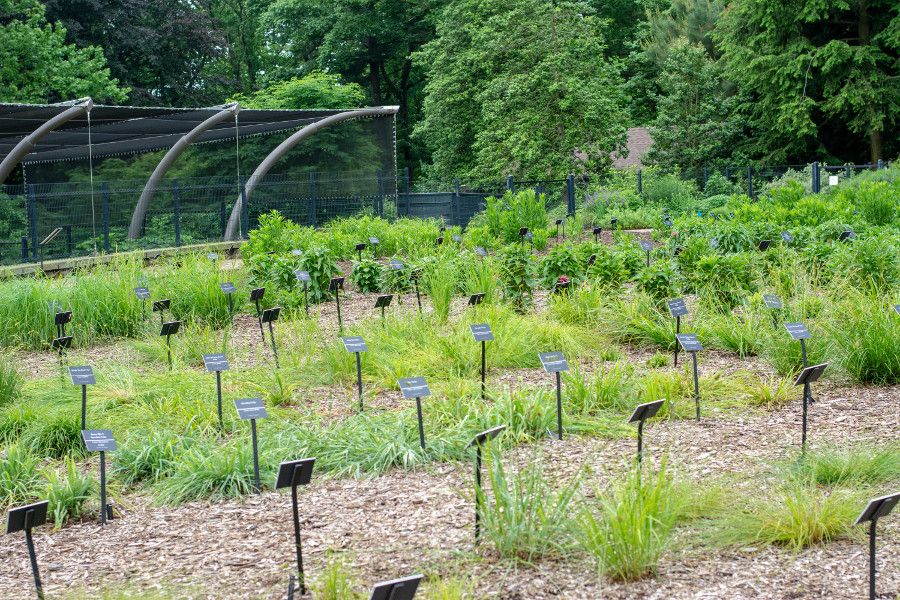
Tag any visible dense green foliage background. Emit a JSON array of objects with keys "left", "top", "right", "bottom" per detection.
[{"left": 2, "top": 0, "right": 897, "bottom": 180}]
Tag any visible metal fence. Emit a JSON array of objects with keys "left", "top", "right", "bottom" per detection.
[{"left": 1, "top": 161, "right": 892, "bottom": 266}]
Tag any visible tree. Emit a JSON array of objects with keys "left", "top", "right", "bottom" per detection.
[
  {"left": 0, "top": 0, "right": 127, "bottom": 103},
  {"left": 647, "top": 38, "right": 742, "bottom": 173},
  {"left": 715, "top": 0, "right": 900, "bottom": 163},
  {"left": 229, "top": 72, "right": 366, "bottom": 108},
  {"left": 263, "top": 0, "right": 439, "bottom": 170},
  {"left": 43, "top": 0, "right": 226, "bottom": 106},
  {"left": 415, "top": 0, "right": 628, "bottom": 183}
]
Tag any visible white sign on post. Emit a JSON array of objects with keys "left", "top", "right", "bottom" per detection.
[{"left": 828, "top": 175, "right": 839, "bottom": 186}]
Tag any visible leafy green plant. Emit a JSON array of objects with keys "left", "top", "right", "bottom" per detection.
[
  {"left": 476, "top": 189, "right": 548, "bottom": 244},
  {"left": 423, "top": 255, "right": 459, "bottom": 323},
  {"left": 635, "top": 261, "right": 680, "bottom": 303},
  {"left": 46, "top": 457, "right": 94, "bottom": 527},
  {"left": 22, "top": 412, "right": 84, "bottom": 459},
  {"left": 312, "top": 553, "right": 364, "bottom": 600},
  {"left": 497, "top": 244, "right": 535, "bottom": 312},
  {"left": 0, "top": 353, "right": 22, "bottom": 406},
  {"left": 114, "top": 430, "right": 185, "bottom": 486},
  {"left": 541, "top": 243, "right": 581, "bottom": 286},
  {"left": 350, "top": 258, "right": 383, "bottom": 293},
  {"left": 791, "top": 445, "right": 900, "bottom": 487}
]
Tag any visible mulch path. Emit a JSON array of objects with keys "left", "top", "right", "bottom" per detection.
[{"left": 1, "top": 382, "right": 896, "bottom": 599}]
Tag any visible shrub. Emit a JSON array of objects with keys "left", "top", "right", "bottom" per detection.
[
  {"left": 422, "top": 255, "right": 459, "bottom": 323},
  {"left": 46, "top": 457, "right": 94, "bottom": 527},
  {"left": 642, "top": 173, "right": 698, "bottom": 210},
  {"left": 541, "top": 243, "right": 581, "bottom": 286},
  {"left": 704, "top": 172, "right": 741, "bottom": 197},
  {"left": 0, "top": 353, "right": 22, "bottom": 406},
  {"left": 635, "top": 261, "right": 680, "bottom": 303},
  {"left": 851, "top": 181, "right": 897, "bottom": 226},
  {"left": 498, "top": 245, "right": 535, "bottom": 312},
  {"left": 0, "top": 443, "right": 41, "bottom": 508},
  {"left": 477, "top": 190, "right": 548, "bottom": 244},
  {"left": 114, "top": 430, "right": 185, "bottom": 486},
  {"left": 791, "top": 446, "right": 900, "bottom": 487},
  {"left": 692, "top": 253, "right": 756, "bottom": 310},
  {"left": 297, "top": 246, "right": 341, "bottom": 303},
  {"left": 825, "top": 291, "right": 900, "bottom": 384},
  {"left": 22, "top": 412, "right": 84, "bottom": 459},
  {"left": 718, "top": 476, "right": 858, "bottom": 552},
  {"left": 350, "top": 258, "right": 383, "bottom": 293},
  {"left": 478, "top": 451, "right": 578, "bottom": 561},
  {"left": 579, "top": 462, "right": 681, "bottom": 581}
]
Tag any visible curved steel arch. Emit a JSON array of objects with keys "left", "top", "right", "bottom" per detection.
[
  {"left": 223, "top": 106, "right": 399, "bottom": 240},
  {"left": 127, "top": 103, "right": 240, "bottom": 239},
  {"left": 0, "top": 98, "right": 93, "bottom": 184}
]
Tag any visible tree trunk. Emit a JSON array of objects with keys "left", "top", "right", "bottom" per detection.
[{"left": 858, "top": 0, "right": 881, "bottom": 162}]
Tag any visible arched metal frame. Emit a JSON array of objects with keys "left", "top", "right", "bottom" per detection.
[
  {"left": 127, "top": 103, "right": 240, "bottom": 239},
  {"left": 0, "top": 98, "right": 93, "bottom": 184},
  {"left": 223, "top": 106, "right": 399, "bottom": 240}
]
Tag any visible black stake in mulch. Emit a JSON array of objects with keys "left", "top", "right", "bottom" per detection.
[
  {"left": 235, "top": 398, "right": 268, "bottom": 493},
  {"left": 758, "top": 239, "right": 771, "bottom": 251},
  {"left": 519, "top": 227, "right": 529, "bottom": 245},
  {"left": 152, "top": 299, "right": 170, "bottom": 329},
  {"left": 586, "top": 254, "right": 596, "bottom": 271},
  {"left": 369, "top": 236, "right": 380, "bottom": 258},
  {"left": 250, "top": 287, "right": 266, "bottom": 342},
  {"left": 628, "top": 399, "right": 664, "bottom": 464},
  {"left": 261, "top": 307, "right": 281, "bottom": 368},
  {"left": 219, "top": 283, "right": 236, "bottom": 321},
  {"left": 436, "top": 235, "right": 444, "bottom": 246},
  {"left": 610, "top": 217, "right": 618, "bottom": 231},
  {"left": 763, "top": 293, "right": 783, "bottom": 328},
  {"left": 355, "top": 242, "right": 366, "bottom": 262},
  {"left": 468, "top": 425, "right": 505, "bottom": 542},
  {"left": 277, "top": 458, "right": 316, "bottom": 598},
  {"left": 68, "top": 366, "right": 95, "bottom": 431},
  {"left": 134, "top": 287, "right": 150, "bottom": 321},
  {"left": 675, "top": 334, "right": 703, "bottom": 420},
  {"left": 82, "top": 429, "right": 116, "bottom": 524},
  {"left": 399, "top": 377, "right": 431, "bottom": 449},
  {"left": 294, "top": 270, "right": 310, "bottom": 317},
  {"left": 793, "top": 362, "right": 828, "bottom": 453},
  {"left": 160, "top": 320, "right": 181, "bottom": 370},
  {"left": 368, "top": 574, "right": 423, "bottom": 600},
  {"left": 5, "top": 500, "right": 49, "bottom": 600},
  {"left": 593, "top": 226, "right": 602, "bottom": 242},
  {"left": 539, "top": 352, "right": 569, "bottom": 440},
  {"left": 375, "top": 294, "right": 393, "bottom": 322},
  {"left": 639, "top": 240, "right": 653, "bottom": 267},
  {"left": 839, "top": 229, "right": 855, "bottom": 242},
  {"left": 330, "top": 277, "right": 345, "bottom": 333},
  {"left": 203, "top": 353, "right": 230, "bottom": 428},
  {"left": 667, "top": 298, "right": 689, "bottom": 367},
  {"left": 410, "top": 269, "right": 422, "bottom": 312},
  {"left": 555, "top": 218, "right": 564, "bottom": 240},
  {"left": 341, "top": 336, "right": 367, "bottom": 411},
  {"left": 468, "top": 293, "right": 485, "bottom": 307},
  {"left": 470, "top": 324, "right": 494, "bottom": 400},
  {"left": 856, "top": 492, "right": 900, "bottom": 600}
]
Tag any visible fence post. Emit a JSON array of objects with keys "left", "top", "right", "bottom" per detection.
[
  {"left": 65, "top": 225, "right": 72, "bottom": 256},
  {"left": 240, "top": 177, "right": 249, "bottom": 239},
  {"left": 404, "top": 166, "right": 411, "bottom": 194},
  {"left": 811, "top": 161, "right": 819, "bottom": 193},
  {"left": 376, "top": 170, "right": 384, "bottom": 218},
  {"left": 307, "top": 172, "right": 317, "bottom": 227},
  {"left": 453, "top": 177, "right": 461, "bottom": 227},
  {"left": 26, "top": 184, "right": 37, "bottom": 260},
  {"left": 876, "top": 159, "right": 884, "bottom": 170},
  {"left": 101, "top": 182, "right": 110, "bottom": 253},
  {"left": 506, "top": 175, "right": 514, "bottom": 192},
  {"left": 172, "top": 179, "right": 181, "bottom": 247},
  {"left": 219, "top": 199, "right": 227, "bottom": 238},
  {"left": 725, "top": 166, "right": 731, "bottom": 180},
  {"left": 637, "top": 169, "right": 643, "bottom": 195},
  {"left": 20, "top": 236, "right": 28, "bottom": 261},
  {"left": 566, "top": 174, "right": 575, "bottom": 215},
  {"left": 747, "top": 166, "right": 753, "bottom": 198}
]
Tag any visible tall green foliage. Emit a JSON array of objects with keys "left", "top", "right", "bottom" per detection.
[{"left": 415, "top": 0, "right": 628, "bottom": 182}]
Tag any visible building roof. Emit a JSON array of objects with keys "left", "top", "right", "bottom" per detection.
[{"left": 611, "top": 127, "right": 653, "bottom": 168}]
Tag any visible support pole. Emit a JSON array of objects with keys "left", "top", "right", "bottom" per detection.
[
  {"left": 99, "top": 451, "right": 107, "bottom": 525},
  {"left": 335, "top": 289, "right": 343, "bottom": 333},
  {"left": 481, "top": 340, "right": 486, "bottom": 401},
  {"left": 869, "top": 519, "right": 877, "bottom": 600},
  {"left": 356, "top": 352, "right": 363, "bottom": 412},
  {"left": 24, "top": 510, "right": 43, "bottom": 600},
  {"left": 691, "top": 352, "right": 700, "bottom": 421},
  {"left": 255, "top": 299, "right": 265, "bottom": 342},
  {"left": 250, "top": 419, "right": 260, "bottom": 494},
  {"left": 81, "top": 384, "right": 87, "bottom": 431},
  {"left": 474, "top": 445, "right": 483, "bottom": 542},
  {"left": 268, "top": 320, "right": 279, "bottom": 368},
  {"left": 637, "top": 419, "right": 644, "bottom": 464},
  {"left": 556, "top": 371, "right": 563, "bottom": 440},
  {"left": 291, "top": 482, "right": 306, "bottom": 596},
  {"left": 674, "top": 316, "right": 680, "bottom": 367},
  {"left": 166, "top": 335, "right": 173, "bottom": 370},
  {"left": 415, "top": 397, "right": 425, "bottom": 449},
  {"left": 216, "top": 371, "right": 223, "bottom": 428}
]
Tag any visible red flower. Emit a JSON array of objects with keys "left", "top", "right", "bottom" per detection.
[{"left": 558, "top": 275, "right": 570, "bottom": 283}]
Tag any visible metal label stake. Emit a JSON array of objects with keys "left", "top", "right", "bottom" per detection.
[
  {"left": 342, "top": 337, "right": 368, "bottom": 412},
  {"left": 235, "top": 398, "right": 268, "bottom": 493},
  {"left": 855, "top": 492, "right": 900, "bottom": 600},
  {"left": 276, "top": 459, "right": 315, "bottom": 597},
  {"left": 467, "top": 426, "right": 505, "bottom": 542},
  {"left": 6, "top": 501, "right": 49, "bottom": 600},
  {"left": 399, "top": 377, "right": 431, "bottom": 449},
  {"left": 539, "top": 352, "right": 569, "bottom": 440}
]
